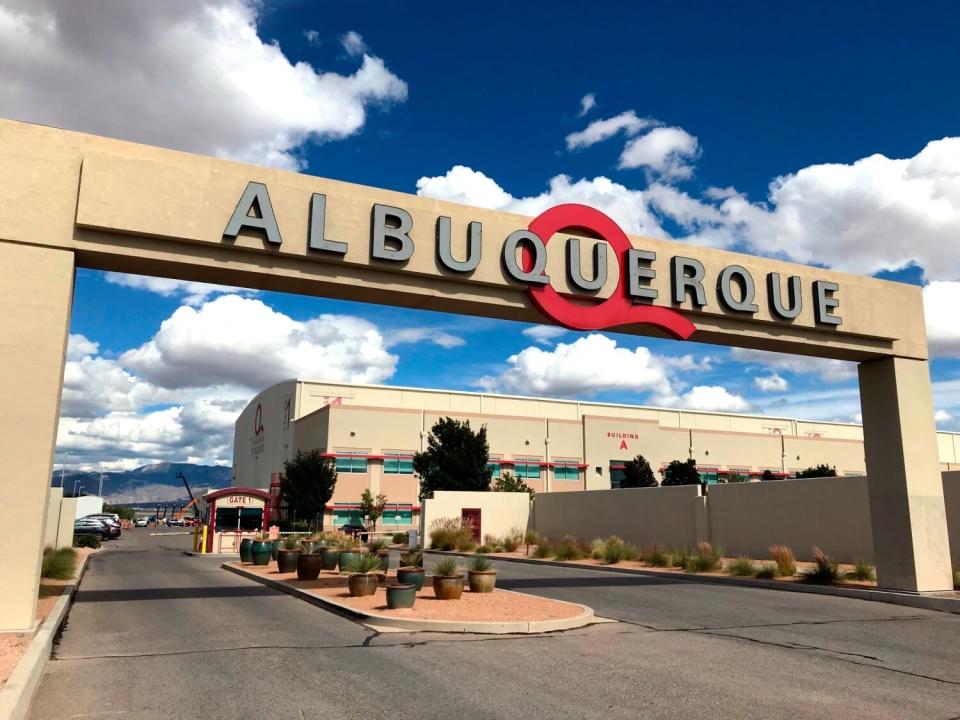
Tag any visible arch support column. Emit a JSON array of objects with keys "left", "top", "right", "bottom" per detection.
[
  {"left": 0, "top": 241, "right": 74, "bottom": 630},
  {"left": 858, "top": 356, "right": 953, "bottom": 592}
]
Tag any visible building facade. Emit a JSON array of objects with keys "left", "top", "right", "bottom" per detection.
[{"left": 232, "top": 379, "right": 960, "bottom": 530}]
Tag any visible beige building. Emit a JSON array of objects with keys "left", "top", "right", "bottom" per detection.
[{"left": 233, "top": 379, "right": 960, "bottom": 529}]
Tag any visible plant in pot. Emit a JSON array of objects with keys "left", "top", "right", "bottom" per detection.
[
  {"left": 238, "top": 536, "right": 254, "bottom": 563},
  {"left": 431, "top": 557, "right": 464, "bottom": 600},
  {"left": 277, "top": 534, "right": 301, "bottom": 574},
  {"left": 250, "top": 532, "right": 274, "bottom": 566},
  {"left": 342, "top": 552, "right": 382, "bottom": 597},
  {"left": 368, "top": 538, "right": 390, "bottom": 574},
  {"left": 396, "top": 549, "right": 425, "bottom": 590},
  {"left": 337, "top": 534, "right": 361, "bottom": 573},
  {"left": 296, "top": 539, "right": 324, "bottom": 581},
  {"left": 467, "top": 555, "right": 497, "bottom": 593}
]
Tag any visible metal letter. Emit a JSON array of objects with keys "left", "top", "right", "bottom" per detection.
[
  {"left": 371, "top": 204, "right": 414, "bottom": 262},
  {"left": 223, "top": 181, "right": 282, "bottom": 246},
  {"left": 503, "top": 230, "right": 550, "bottom": 285},
  {"left": 670, "top": 256, "right": 706, "bottom": 307},
  {"left": 814, "top": 280, "right": 842, "bottom": 325},
  {"left": 717, "top": 265, "right": 759, "bottom": 314},
  {"left": 566, "top": 238, "right": 607, "bottom": 292},
  {"left": 436, "top": 216, "right": 481, "bottom": 273},
  {"left": 308, "top": 194, "right": 347, "bottom": 255},
  {"left": 627, "top": 249, "right": 658, "bottom": 302},
  {"left": 767, "top": 272, "right": 802, "bottom": 319}
]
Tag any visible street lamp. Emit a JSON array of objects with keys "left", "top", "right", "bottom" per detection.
[
  {"left": 72, "top": 478, "right": 81, "bottom": 497},
  {"left": 58, "top": 450, "right": 76, "bottom": 487}
]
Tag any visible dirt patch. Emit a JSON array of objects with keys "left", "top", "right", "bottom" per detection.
[{"left": 233, "top": 562, "right": 586, "bottom": 622}]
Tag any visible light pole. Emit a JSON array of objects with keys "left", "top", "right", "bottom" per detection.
[
  {"left": 98, "top": 462, "right": 106, "bottom": 497},
  {"left": 72, "top": 478, "right": 81, "bottom": 497},
  {"left": 58, "top": 450, "right": 76, "bottom": 488}
]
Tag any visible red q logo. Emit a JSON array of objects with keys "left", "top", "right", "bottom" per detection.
[
  {"left": 253, "top": 402, "right": 264, "bottom": 436},
  {"left": 524, "top": 205, "right": 696, "bottom": 340}
]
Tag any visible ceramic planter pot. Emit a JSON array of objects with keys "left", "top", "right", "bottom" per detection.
[
  {"left": 432, "top": 575, "right": 464, "bottom": 600},
  {"left": 320, "top": 546, "right": 339, "bottom": 571},
  {"left": 386, "top": 583, "right": 417, "bottom": 609},
  {"left": 376, "top": 551, "right": 390, "bottom": 573},
  {"left": 396, "top": 567, "right": 425, "bottom": 591},
  {"left": 348, "top": 573, "right": 378, "bottom": 597},
  {"left": 251, "top": 540, "right": 273, "bottom": 566},
  {"left": 277, "top": 549, "right": 300, "bottom": 573},
  {"left": 238, "top": 537, "right": 253, "bottom": 563},
  {"left": 338, "top": 550, "right": 361, "bottom": 572},
  {"left": 468, "top": 570, "right": 497, "bottom": 593},
  {"left": 271, "top": 539, "right": 282, "bottom": 561},
  {"left": 296, "top": 552, "right": 323, "bottom": 581}
]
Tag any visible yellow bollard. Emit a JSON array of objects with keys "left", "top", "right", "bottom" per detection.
[{"left": 201, "top": 525, "right": 208, "bottom": 554}]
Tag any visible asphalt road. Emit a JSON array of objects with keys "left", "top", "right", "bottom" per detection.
[{"left": 29, "top": 532, "right": 960, "bottom": 720}]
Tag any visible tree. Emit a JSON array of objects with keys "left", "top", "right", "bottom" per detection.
[
  {"left": 494, "top": 470, "right": 535, "bottom": 498},
  {"left": 795, "top": 464, "right": 837, "bottom": 479},
  {"left": 661, "top": 458, "right": 701, "bottom": 486},
  {"left": 360, "top": 488, "right": 387, "bottom": 531},
  {"left": 281, "top": 450, "right": 337, "bottom": 525},
  {"left": 104, "top": 504, "right": 135, "bottom": 521},
  {"left": 761, "top": 469, "right": 777, "bottom": 481},
  {"left": 413, "top": 417, "right": 492, "bottom": 498},
  {"left": 621, "top": 454, "right": 658, "bottom": 488}
]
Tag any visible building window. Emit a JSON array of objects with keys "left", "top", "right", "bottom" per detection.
[
  {"left": 698, "top": 467, "right": 720, "bottom": 485},
  {"left": 514, "top": 457, "right": 541, "bottom": 480},
  {"left": 382, "top": 508, "right": 414, "bottom": 525},
  {"left": 553, "top": 461, "right": 580, "bottom": 481},
  {"left": 609, "top": 461, "right": 627, "bottom": 489},
  {"left": 487, "top": 460, "right": 501, "bottom": 478},
  {"left": 383, "top": 453, "right": 414, "bottom": 474},
  {"left": 335, "top": 451, "right": 368, "bottom": 474},
  {"left": 332, "top": 506, "right": 363, "bottom": 526}
]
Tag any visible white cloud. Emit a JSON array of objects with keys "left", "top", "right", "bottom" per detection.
[
  {"left": 924, "top": 281, "right": 960, "bottom": 356},
  {"left": 0, "top": 1, "right": 407, "bottom": 170},
  {"left": 416, "top": 166, "right": 668, "bottom": 237},
  {"left": 303, "top": 29, "right": 320, "bottom": 45},
  {"left": 619, "top": 126, "right": 700, "bottom": 180},
  {"left": 754, "top": 374, "right": 789, "bottom": 393},
  {"left": 383, "top": 327, "right": 465, "bottom": 349},
  {"left": 578, "top": 93, "right": 596, "bottom": 117},
  {"left": 521, "top": 326, "right": 568, "bottom": 345},
  {"left": 730, "top": 348, "right": 857, "bottom": 383},
  {"left": 565, "top": 111, "right": 653, "bottom": 151},
  {"left": 654, "top": 385, "right": 750, "bottom": 413},
  {"left": 121, "top": 295, "right": 398, "bottom": 389},
  {"left": 935, "top": 409, "right": 953, "bottom": 423},
  {"left": 66, "top": 334, "right": 98, "bottom": 360},
  {"left": 104, "top": 272, "right": 254, "bottom": 306},
  {"left": 340, "top": 30, "right": 367, "bottom": 57},
  {"left": 476, "top": 333, "right": 671, "bottom": 397}
]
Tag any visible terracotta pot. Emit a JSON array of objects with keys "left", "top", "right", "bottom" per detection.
[
  {"left": 277, "top": 549, "right": 300, "bottom": 573},
  {"left": 238, "top": 537, "right": 253, "bottom": 563},
  {"left": 432, "top": 575, "right": 464, "bottom": 600},
  {"left": 296, "top": 552, "right": 323, "bottom": 581},
  {"left": 250, "top": 540, "right": 272, "bottom": 566},
  {"left": 468, "top": 570, "right": 497, "bottom": 593},
  {"left": 386, "top": 583, "right": 416, "bottom": 609},
  {"left": 396, "top": 567, "right": 425, "bottom": 591},
  {"left": 348, "top": 573, "right": 378, "bottom": 597},
  {"left": 338, "top": 550, "right": 361, "bottom": 572},
  {"left": 320, "top": 546, "right": 339, "bottom": 571}
]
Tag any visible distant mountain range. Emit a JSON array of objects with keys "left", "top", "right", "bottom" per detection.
[{"left": 52, "top": 462, "right": 233, "bottom": 503}]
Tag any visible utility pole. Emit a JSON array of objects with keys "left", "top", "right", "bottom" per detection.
[{"left": 98, "top": 462, "right": 105, "bottom": 497}]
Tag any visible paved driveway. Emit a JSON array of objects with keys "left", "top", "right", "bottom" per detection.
[{"left": 29, "top": 533, "right": 960, "bottom": 719}]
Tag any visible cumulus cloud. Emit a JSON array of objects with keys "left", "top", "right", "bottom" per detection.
[
  {"left": 654, "top": 385, "right": 751, "bottom": 413},
  {"left": 578, "top": 93, "right": 596, "bottom": 117},
  {"left": 340, "top": 30, "right": 367, "bottom": 56},
  {"left": 0, "top": 1, "right": 407, "bottom": 170},
  {"left": 105, "top": 273, "right": 254, "bottom": 306},
  {"left": 619, "top": 126, "right": 700, "bottom": 180},
  {"left": 565, "top": 111, "right": 653, "bottom": 150},
  {"left": 924, "top": 281, "right": 960, "bottom": 356},
  {"left": 383, "top": 327, "right": 466, "bottom": 349},
  {"left": 754, "top": 374, "right": 789, "bottom": 393},
  {"left": 935, "top": 409, "right": 953, "bottom": 423},
  {"left": 729, "top": 349, "right": 857, "bottom": 383},
  {"left": 521, "top": 325, "right": 568, "bottom": 345},
  {"left": 303, "top": 29, "right": 320, "bottom": 45}
]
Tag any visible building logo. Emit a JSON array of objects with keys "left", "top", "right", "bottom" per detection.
[
  {"left": 253, "top": 402, "right": 265, "bottom": 436},
  {"left": 525, "top": 205, "right": 697, "bottom": 339}
]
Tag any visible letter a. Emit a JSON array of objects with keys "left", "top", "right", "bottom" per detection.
[{"left": 223, "top": 181, "right": 282, "bottom": 246}]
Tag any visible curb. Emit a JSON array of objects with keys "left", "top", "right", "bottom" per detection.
[
  {"left": 423, "top": 550, "right": 960, "bottom": 615},
  {"left": 183, "top": 551, "right": 239, "bottom": 557},
  {"left": 222, "top": 562, "right": 598, "bottom": 634},
  {"left": 0, "top": 553, "right": 91, "bottom": 720}
]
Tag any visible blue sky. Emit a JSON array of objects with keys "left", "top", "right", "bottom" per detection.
[{"left": 4, "top": 1, "right": 959, "bottom": 468}]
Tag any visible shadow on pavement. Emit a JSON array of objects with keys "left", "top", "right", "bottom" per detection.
[
  {"left": 73, "top": 585, "right": 282, "bottom": 603},
  {"left": 498, "top": 574, "right": 684, "bottom": 590}
]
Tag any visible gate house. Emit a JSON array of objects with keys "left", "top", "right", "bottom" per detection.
[{"left": 202, "top": 487, "right": 272, "bottom": 554}]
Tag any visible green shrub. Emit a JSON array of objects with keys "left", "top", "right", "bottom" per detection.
[
  {"left": 475, "top": 544, "right": 492, "bottom": 554},
  {"left": 671, "top": 546, "right": 691, "bottom": 568},
  {"left": 769, "top": 545, "right": 796, "bottom": 576},
  {"left": 458, "top": 539, "right": 478, "bottom": 552},
  {"left": 433, "top": 557, "right": 462, "bottom": 577},
  {"left": 343, "top": 553, "right": 382, "bottom": 574},
  {"left": 399, "top": 549, "right": 423, "bottom": 568},
  {"left": 553, "top": 535, "right": 584, "bottom": 561},
  {"left": 281, "top": 534, "right": 301, "bottom": 550},
  {"left": 602, "top": 536, "right": 625, "bottom": 564},
  {"left": 954, "top": 569, "right": 960, "bottom": 591},
  {"left": 41, "top": 547, "right": 77, "bottom": 579},
  {"left": 589, "top": 538, "right": 605, "bottom": 560},
  {"left": 503, "top": 528, "right": 523, "bottom": 553},
  {"left": 493, "top": 545, "right": 505, "bottom": 553},
  {"left": 802, "top": 547, "right": 841, "bottom": 584},
  {"left": 755, "top": 564, "right": 778, "bottom": 579},
  {"left": 483, "top": 534, "right": 503, "bottom": 548},
  {"left": 623, "top": 544, "right": 642, "bottom": 562},
  {"left": 367, "top": 538, "right": 388, "bottom": 552},
  {"left": 73, "top": 533, "right": 101, "bottom": 549},
  {"left": 469, "top": 555, "right": 493, "bottom": 572},
  {"left": 429, "top": 517, "right": 474, "bottom": 551},
  {"left": 727, "top": 556, "right": 756, "bottom": 577},
  {"left": 532, "top": 543, "right": 553, "bottom": 559},
  {"left": 646, "top": 543, "right": 670, "bottom": 567},
  {"left": 846, "top": 559, "right": 875, "bottom": 582},
  {"left": 392, "top": 531, "right": 408, "bottom": 544},
  {"left": 685, "top": 541, "right": 723, "bottom": 573},
  {"left": 524, "top": 530, "right": 540, "bottom": 546}
]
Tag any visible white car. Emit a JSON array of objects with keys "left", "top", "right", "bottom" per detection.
[{"left": 134, "top": 517, "right": 149, "bottom": 527}]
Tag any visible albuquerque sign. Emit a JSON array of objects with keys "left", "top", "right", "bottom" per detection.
[{"left": 223, "top": 182, "right": 842, "bottom": 340}]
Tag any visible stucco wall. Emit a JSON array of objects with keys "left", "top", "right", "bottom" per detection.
[
  {"left": 44, "top": 487, "right": 63, "bottom": 548},
  {"left": 708, "top": 476, "right": 874, "bottom": 563},
  {"left": 56, "top": 498, "right": 77, "bottom": 549},
  {"left": 421, "top": 491, "right": 531, "bottom": 548},
  {"left": 944, "top": 471, "right": 960, "bottom": 567}
]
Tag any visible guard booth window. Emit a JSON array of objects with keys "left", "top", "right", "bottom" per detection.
[{"left": 214, "top": 507, "right": 263, "bottom": 532}]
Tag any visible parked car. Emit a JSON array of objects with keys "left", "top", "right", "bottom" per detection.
[
  {"left": 74, "top": 517, "right": 111, "bottom": 540},
  {"left": 167, "top": 518, "right": 185, "bottom": 527},
  {"left": 340, "top": 523, "right": 370, "bottom": 541},
  {"left": 134, "top": 517, "right": 149, "bottom": 527},
  {"left": 82, "top": 514, "right": 121, "bottom": 538}
]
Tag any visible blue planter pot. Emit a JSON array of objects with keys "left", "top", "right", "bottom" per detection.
[{"left": 239, "top": 538, "right": 253, "bottom": 563}]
